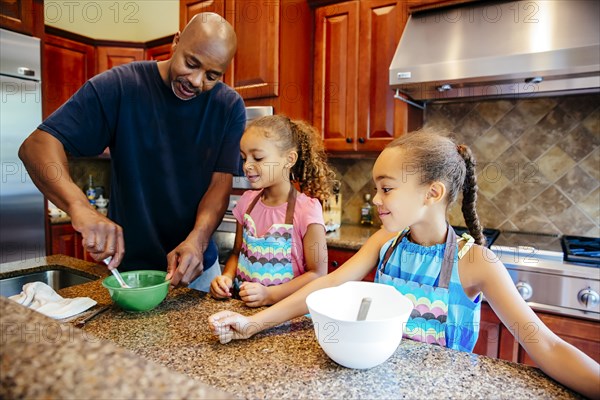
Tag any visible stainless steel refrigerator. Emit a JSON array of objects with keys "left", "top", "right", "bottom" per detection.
[{"left": 0, "top": 28, "right": 45, "bottom": 264}]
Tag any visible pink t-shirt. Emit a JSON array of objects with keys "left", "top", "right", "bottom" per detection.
[{"left": 232, "top": 190, "right": 325, "bottom": 275}]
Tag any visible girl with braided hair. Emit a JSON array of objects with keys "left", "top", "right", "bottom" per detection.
[
  {"left": 209, "top": 129, "right": 599, "bottom": 398},
  {"left": 210, "top": 115, "right": 337, "bottom": 307}
]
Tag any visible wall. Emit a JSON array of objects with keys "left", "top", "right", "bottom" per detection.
[
  {"left": 330, "top": 94, "right": 599, "bottom": 237},
  {"left": 44, "top": 0, "right": 178, "bottom": 41}
]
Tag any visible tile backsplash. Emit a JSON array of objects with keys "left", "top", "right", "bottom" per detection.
[{"left": 329, "top": 94, "right": 599, "bottom": 237}]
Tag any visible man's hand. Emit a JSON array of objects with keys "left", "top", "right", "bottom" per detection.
[
  {"left": 166, "top": 237, "right": 205, "bottom": 288},
  {"left": 239, "top": 282, "right": 271, "bottom": 307},
  {"left": 70, "top": 204, "right": 124, "bottom": 269},
  {"left": 210, "top": 275, "right": 233, "bottom": 299}
]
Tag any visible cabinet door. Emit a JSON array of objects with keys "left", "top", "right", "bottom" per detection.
[
  {"left": 145, "top": 43, "right": 173, "bottom": 61},
  {"left": 473, "top": 302, "right": 504, "bottom": 358},
  {"left": 224, "top": 1, "right": 280, "bottom": 99},
  {"left": 515, "top": 312, "right": 600, "bottom": 366},
  {"left": 180, "top": 0, "right": 225, "bottom": 29},
  {"left": 313, "top": 1, "right": 359, "bottom": 152},
  {"left": 50, "top": 224, "right": 97, "bottom": 262},
  {"left": 0, "top": 0, "right": 33, "bottom": 34},
  {"left": 357, "top": 0, "right": 412, "bottom": 151},
  {"left": 96, "top": 46, "right": 145, "bottom": 73},
  {"left": 50, "top": 224, "right": 81, "bottom": 259},
  {"left": 43, "top": 34, "right": 95, "bottom": 118},
  {"left": 180, "top": 0, "right": 280, "bottom": 100},
  {"left": 327, "top": 247, "right": 376, "bottom": 282}
]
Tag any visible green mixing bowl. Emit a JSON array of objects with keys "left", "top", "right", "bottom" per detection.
[{"left": 102, "top": 270, "right": 170, "bottom": 312}]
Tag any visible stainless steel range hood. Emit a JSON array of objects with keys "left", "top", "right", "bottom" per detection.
[{"left": 390, "top": 0, "right": 600, "bottom": 102}]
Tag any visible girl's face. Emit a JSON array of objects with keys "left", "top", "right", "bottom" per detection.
[
  {"left": 240, "top": 127, "right": 292, "bottom": 190},
  {"left": 372, "top": 148, "right": 431, "bottom": 232}
]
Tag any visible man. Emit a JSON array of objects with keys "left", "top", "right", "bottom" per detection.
[{"left": 18, "top": 13, "right": 245, "bottom": 291}]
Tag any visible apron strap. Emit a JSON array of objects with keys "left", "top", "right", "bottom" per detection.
[
  {"left": 245, "top": 190, "right": 263, "bottom": 215},
  {"left": 245, "top": 187, "right": 298, "bottom": 225},
  {"left": 438, "top": 225, "right": 458, "bottom": 289},
  {"left": 377, "top": 225, "right": 458, "bottom": 289},
  {"left": 378, "top": 230, "right": 409, "bottom": 276},
  {"left": 284, "top": 188, "right": 297, "bottom": 225}
]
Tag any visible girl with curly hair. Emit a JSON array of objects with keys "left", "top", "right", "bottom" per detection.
[{"left": 210, "top": 115, "right": 337, "bottom": 307}]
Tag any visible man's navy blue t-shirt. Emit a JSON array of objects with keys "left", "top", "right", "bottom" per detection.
[{"left": 40, "top": 61, "right": 246, "bottom": 272}]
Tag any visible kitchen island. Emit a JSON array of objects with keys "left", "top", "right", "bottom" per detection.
[{"left": 0, "top": 256, "right": 584, "bottom": 399}]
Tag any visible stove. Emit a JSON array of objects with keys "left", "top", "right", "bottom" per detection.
[
  {"left": 492, "top": 231, "right": 600, "bottom": 321},
  {"left": 561, "top": 235, "right": 600, "bottom": 266}
]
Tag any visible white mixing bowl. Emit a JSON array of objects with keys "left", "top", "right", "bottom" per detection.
[{"left": 306, "top": 281, "right": 413, "bottom": 369}]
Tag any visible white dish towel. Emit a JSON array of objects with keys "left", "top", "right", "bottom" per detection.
[{"left": 9, "top": 282, "right": 97, "bottom": 319}]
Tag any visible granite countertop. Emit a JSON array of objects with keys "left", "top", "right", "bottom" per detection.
[
  {"left": 325, "top": 223, "right": 382, "bottom": 250},
  {"left": 0, "top": 256, "right": 583, "bottom": 399}
]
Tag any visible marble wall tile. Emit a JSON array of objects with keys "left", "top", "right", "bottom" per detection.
[
  {"left": 578, "top": 187, "right": 600, "bottom": 223},
  {"left": 580, "top": 148, "right": 600, "bottom": 181},
  {"left": 472, "top": 127, "right": 512, "bottom": 163},
  {"left": 557, "top": 124, "right": 599, "bottom": 161},
  {"left": 323, "top": 95, "right": 598, "bottom": 237},
  {"left": 536, "top": 146, "right": 576, "bottom": 182},
  {"left": 475, "top": 100, "right": 514, "bottom": 126},
  {"left": 555, "top": 166, "right": 598, "bottom": 203}
]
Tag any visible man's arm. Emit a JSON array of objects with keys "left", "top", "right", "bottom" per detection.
[
  {"left": 166, "top": 171, "right": 232, "bottom": 287},
  {"left": 19, "top": 129, "right": 124, "bottom": 268}
]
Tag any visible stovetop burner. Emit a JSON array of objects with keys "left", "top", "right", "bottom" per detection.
[{"left": 561, "top": 236, "right": 600, "bottom": 266}]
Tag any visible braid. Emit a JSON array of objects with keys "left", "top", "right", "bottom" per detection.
[
  {"left": 289, "top": 120, "right": 337, "bottom": 202},
  {"left": 457, "top": 144, "right": 485, "bottom": 246}
]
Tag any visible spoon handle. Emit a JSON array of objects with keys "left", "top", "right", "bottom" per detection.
[
  {"left": 356, "top": 297, "right": 372, "bottom": 321},
  {"left": 110, "top": 268, "right": 130, "bottom": 288}
]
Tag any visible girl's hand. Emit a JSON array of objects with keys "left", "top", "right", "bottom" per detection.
[
  {"left": 210, "top": 275, "right": 233, "bottom": 299},
  {"left": 208, "top": 311, "right": 259, "bottom": 343},
  {"left": 239, "top": 282, "right": 270, "bottom": 307}
]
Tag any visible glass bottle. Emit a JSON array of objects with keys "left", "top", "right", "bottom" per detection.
[
  {"left": 86, "top": 174, "right": 96, "bottom": 206},
  {"left": 360, "top": 193, "right": 374, "bottom": 225}
]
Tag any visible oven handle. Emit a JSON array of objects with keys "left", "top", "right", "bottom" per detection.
[{"left": 221, "top": 216, "right": 237, "bottom": 224}]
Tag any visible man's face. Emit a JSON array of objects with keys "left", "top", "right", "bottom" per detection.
[{"left": 167, "top": 32, "right": 231, "bottom": 100}]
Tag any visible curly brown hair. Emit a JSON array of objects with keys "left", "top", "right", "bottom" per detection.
[
  {"left": 388, "top": 129, "right": 485, "bottom": 245},
  {"left": 246, "top": 115, "right": 338, "bottom": 202}
]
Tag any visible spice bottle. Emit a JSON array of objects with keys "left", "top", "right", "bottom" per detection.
[
  {"left": 86, "top": 175, "right": 96, "bottom": 206},
  {"left": 360, "top": 193, "right": 374, "bottom": 225}
]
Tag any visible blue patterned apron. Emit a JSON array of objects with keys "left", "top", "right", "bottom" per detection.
[{"left": 376, "top": 227, "right": 473, "bottom": 348}]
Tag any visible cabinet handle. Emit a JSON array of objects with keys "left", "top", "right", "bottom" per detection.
[
  {"left": 331, "top": 260, "right": 339, "bottom": 268},
  {"left": 345, "top": 138, "right": 353, "bottom": 143},
  {"left": 358, "top": 137, "right": 365, "bottom": 144}
]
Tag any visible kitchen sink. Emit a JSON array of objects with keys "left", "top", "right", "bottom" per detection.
[{"left": 0, "top": 269, "right": 95, "bottom": 297}]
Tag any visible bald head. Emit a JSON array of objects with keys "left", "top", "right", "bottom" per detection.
[{"left": 179, "top": 13, "right": 237, "bottom": 66}]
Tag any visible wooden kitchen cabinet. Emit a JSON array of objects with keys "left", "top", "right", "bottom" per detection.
[
  {"left": 312, "top": 0, "right": 422, "bottom": 153},
  {"left": 180, "top": 0, "right": 312, "bottom": 119},
  {"left": 328, "top": 247, "right": 376, "bottom": 282},
  {"left": 473, "top": 302, "right": 600, "bottom": 365},
  {"left": 180, "top": 0, "right": 278, "bottom": 100},
  {"left": 145, "top": 41, "right": 173, "bottom": 61},
  {"left": 96, "top": 46, "right": 145, "bottom": 74},
  {"left": 0, "top": 0, "right": 43, "bottom": 36},
  {"left": 42, "top": 34, "right": 96, "bottom": 118},
  {"left": 49, "top": 223, "right": 96, "bottom": 263}
]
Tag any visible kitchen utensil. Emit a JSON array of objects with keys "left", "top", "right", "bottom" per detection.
[
  {"left": 103, "top": 257, "right": 131, "bottom": 289},
  {"left": 111, "top": 269, "right": 131, "bottom": 289},
  {"left": 356, "top": 297, "right": 372, "bottom": 321},
  {"left": 102, "top": 270, "right": 170, "bottom": 312},
  {"left": 74, "top": 305, "right": 110, "bottom": 328},
  {"left": 306, "top": 281, "right": 412, "bottom": 369}
]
